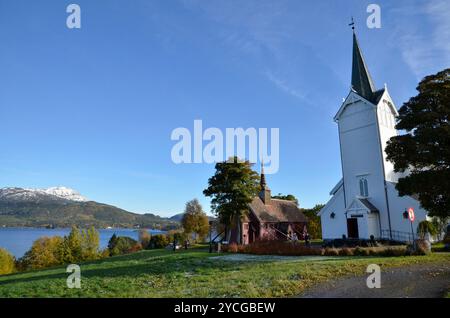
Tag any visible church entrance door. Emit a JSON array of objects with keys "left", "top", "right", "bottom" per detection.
[{"left": 347, "top": 218, "right": 359, "bottom": 238}]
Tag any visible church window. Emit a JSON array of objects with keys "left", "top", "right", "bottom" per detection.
[{"left": 359, "top": 178, "right": 369, "bottom": 197}]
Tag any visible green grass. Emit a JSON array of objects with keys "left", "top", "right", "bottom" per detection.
[
  {"left": 431, "top": 242, "right": 448, "bottom": 252},
  {"left": 0, "top": 248, "right": 449, "bottom": 298}
]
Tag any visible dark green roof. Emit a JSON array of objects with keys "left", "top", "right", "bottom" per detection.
[{"left": 351, "top": 32, "right": 377, "bottom": 102}]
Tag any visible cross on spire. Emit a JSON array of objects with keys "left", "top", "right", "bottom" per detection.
[{"left": 349, "top": 16, "right": 355, "bottom": 31}]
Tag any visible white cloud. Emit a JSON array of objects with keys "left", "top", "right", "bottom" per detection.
[
  {"left": 265, "top": 71, "right": 306, "bottom": 100},
  {"left": 392, "top": 0, "right": 450, "bottom": 79},
  {"left": 426, "top": 0, "right": 450, "bottom": 58},
  {"left": 179, "top": 0, "right": 342, "bottom": 104}
]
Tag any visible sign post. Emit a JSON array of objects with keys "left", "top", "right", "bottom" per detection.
[{"left": 408, "top": 207, "right": 415, "bottom": 245}]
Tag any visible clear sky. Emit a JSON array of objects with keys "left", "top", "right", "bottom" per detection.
[{"left": 0, "top": 0, "right": 448, "bottom": 216}]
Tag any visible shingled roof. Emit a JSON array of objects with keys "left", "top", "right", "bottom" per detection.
[
  {"left": 248, "top": 197, "right": 308, "bottom": 223},
  {"left": 351, "top": 32, "right": 376, "bottom": 101},
  {"left": 358, "top": 198, "right": 379, "bottom": 213}
]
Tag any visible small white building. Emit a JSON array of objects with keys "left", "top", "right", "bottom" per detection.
[{"left": 319, "top": 31, "right": 427, "bottom": 241}]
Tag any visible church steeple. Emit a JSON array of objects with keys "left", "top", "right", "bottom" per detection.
[
  {"left": 351, "top": 30, "right": 376, "bottom": 101},
  {"left": 259, "top": 162, "right": 271, "bottom": 205},
  {"left": 260, "top": 162, "right": 267, "bottom": 189}
]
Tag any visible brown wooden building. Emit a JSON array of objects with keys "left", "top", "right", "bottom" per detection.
[{"left": 230, "top": 166, "right": 308, "bottom": 244}]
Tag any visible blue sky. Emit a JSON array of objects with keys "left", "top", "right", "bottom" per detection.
[{"left": 0, "top": 0, "right": 448, "bottom": 216}]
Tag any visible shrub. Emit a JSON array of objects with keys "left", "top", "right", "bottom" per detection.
[
  {"left": 228, "top": 243, "right": 239, "bottom": 253},
  {"left": 412, "top": 240, "right": 431, "bottom": 255},
  {"left": 383, "top": 247, "right": 404, "bottom": 257},
  {"left": 221, "top": 240, "right": 322, "bottom": 256},
  {"left": 138, "top": 230, "right": 151, "bottom": 249},
  {"left": 354, "top": 247, "right": 370, "bottom": 256},
  {"left": 128, "top": 243, "right": 143, "bottom": 253},
  {"left": 339, "top": 247, "right": 354, "bottom": 256},
  {"left": 324, "top": 247, "right": 340, "bottom": 256},
  {"left": 99, "top": 248, "right": 110, "bottom": 258},
  {"left": 248, "top": 240, "right": 322, "bottom": 256},
  {"left": 108, "top": 236, "right": 140, "bottom": 256},
  {"left": 0, "top": 248, "right": 15, "bottom": 275},
  {"left": 167, "top": 230, "right": 187, "bottom": 244},
  {"left": 359, "top": 246, "right": 408, "bottom": 257},
  {"left": 442, "top": 232, "right": 450, "bottom": 251},
  {"left": 417, "top": 220, "right": 437, "bottom": 239},
  {"left": 237, "top": 244, "right": 249, "bottom": 253},
  {"left": 367, "top": 247, "right": 378, "bottom": 256},
  {"left": 150, "top": 234, "right": 170, "bottom": 249}
]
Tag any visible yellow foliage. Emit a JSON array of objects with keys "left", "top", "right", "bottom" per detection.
[{"left": 0, "top": 248, "right": 15, "bottom": 275}]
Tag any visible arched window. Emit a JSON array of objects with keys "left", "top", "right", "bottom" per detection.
[{"left": 359, "top": 178, "right": 369, "bottom": 197}]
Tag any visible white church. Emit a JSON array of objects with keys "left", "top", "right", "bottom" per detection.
[{"left": 319, "top": 31, "right": 428, "bottom": 241}]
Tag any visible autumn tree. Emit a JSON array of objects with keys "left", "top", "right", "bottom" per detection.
[
  {"left": 138, "top": 229, "right": 152, "bottom": 249},
  {"left": 203, "top": 157, "right": 260, "bottom": 240},
  {"left": 0, "top": 248, "right": 15, "bottom": 275},
  {"left": 80, "top": 227, "right": 100, "bottom": 260},
  {"left": 301, "top": 204, "right": 324, "bottom": 239},
  {"left": 19, "top": 236, "right": 64, "bottom": 270},
  {"left": 61, "top": 225, "right": 83, "bottom": 263},
  {"left": 181, "top": 199, "right": 210, "bottom": 242},
  {"left": 386, "top": 68, "right": 450, "bottom": 219}
]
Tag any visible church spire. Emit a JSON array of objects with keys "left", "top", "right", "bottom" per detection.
[
  {"left": 259, "top": 161, "right": 271, "bottom": 205},
  {"left": 351, "top": 26, "right": 376, "bottom": 101},
  {"left": 260, "top": 161, "right": 267, "bottom": 189}
]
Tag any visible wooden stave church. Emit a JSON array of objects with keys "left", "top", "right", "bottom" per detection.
[{"left": 229, "top": 165, "right": 308, "bottom": 245}]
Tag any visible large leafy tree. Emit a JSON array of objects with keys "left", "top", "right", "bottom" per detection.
[
  {"left": 181, "top": 199, "right": 210, "bottom": 241},
  {"left": 386, "top": 68, "right": 450, "bottom": 219},
  {"left": 203, "top": 157, "right": 260, "bottom": 240}
]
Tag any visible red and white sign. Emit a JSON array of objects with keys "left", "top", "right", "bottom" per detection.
[{"left": 408, "top": 207, "right": 415, "bottom": 222}]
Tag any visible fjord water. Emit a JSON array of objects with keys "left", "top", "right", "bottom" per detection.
[{"left": 0, "top": 227, "right": 165, "bottom": 258}]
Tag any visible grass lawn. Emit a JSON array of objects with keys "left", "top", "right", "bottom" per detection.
[
  {"left": 0, "top": 247, "right": 449, "bottom": 298},
  {"left": 431, "top": 241, "right": 448, "bottom": 252}
]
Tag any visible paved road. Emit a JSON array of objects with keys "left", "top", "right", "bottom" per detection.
[{"left": 299, "top": 262, "right": 450, "bottom": 298}]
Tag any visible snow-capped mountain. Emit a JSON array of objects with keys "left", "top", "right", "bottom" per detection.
[
  {"left": 40, "top": 187, "right": 87, "bottom": 202},
  {"left": 0, "top": 186, "right": 178, "bottom": 229},
  {"left": 0, "top": 187, "right": 88, "bottom": 202}
]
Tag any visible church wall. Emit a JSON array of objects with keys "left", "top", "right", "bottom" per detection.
[
  {"left": 367, "top": 213, "right": 380, "bottom": 238},
  {"left": 338, "top": 99, "right": 390, "bottom": 231},
  {"left": 320, "top": 187, "right": 347, "bottom": 239},
  {"left": 320, "top": 32, "right": 431, "bottom": 241},
  {"left": 356, "top": 213, "right": 380, "bottom": 239},
  {"left": 376, "top": 95, "right": 401, "bottom": 183},
  {"left": 386, "top": 182, "right": 428, "bottom": 235}
]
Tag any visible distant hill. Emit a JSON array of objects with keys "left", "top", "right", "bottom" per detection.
[
  {"left": 0, "top": 187, "right": 179, "bottom": 230},
  {"left": 169, "top": 212, "right": 216, "bottom": 223},
  {"left": 169, "top": 213, "right": 184, "bottom": 222}
]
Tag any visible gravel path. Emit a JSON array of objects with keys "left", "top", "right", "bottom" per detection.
[{"left": 299, "top": 262, "right": 450, "bottom": 298}]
